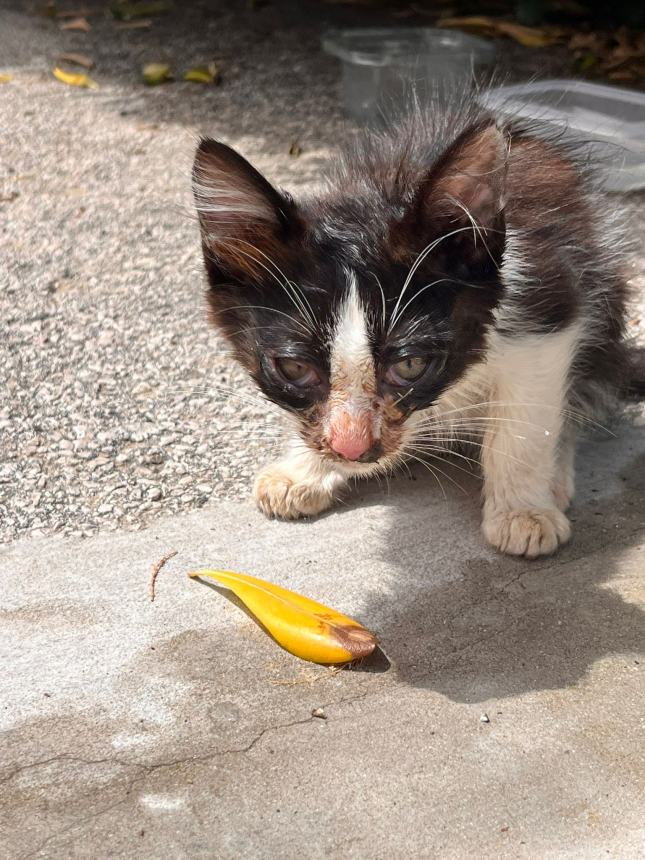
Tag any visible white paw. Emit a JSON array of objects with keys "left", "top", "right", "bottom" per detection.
[
  {"left": 253, "top": 464, "right": 336, "bottom": 520},
  {"left": 482, "top": 507, "right": 571, "bottom": 558}
]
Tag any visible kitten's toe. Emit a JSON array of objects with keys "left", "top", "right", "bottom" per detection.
[
  {"left": 482, "top": 507, "right": 571, "bottom": 558},
  {"left": 253, "top": 465, "right": 335, "bottom": 520}
]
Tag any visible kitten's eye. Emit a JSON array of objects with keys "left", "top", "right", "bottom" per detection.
[
  {"left": 275, "top": 357, "right": 321, "bottom": 387},
  {"left": 385, "top": 356, "right": 429, "bottom": 386}
]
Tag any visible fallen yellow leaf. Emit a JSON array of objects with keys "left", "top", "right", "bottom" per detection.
[
  {"left": 183, "top": 63, "right": 219, "bottom": 84},
  {"left": 0, "top": 74, "right": 13, "bottom": 84},
  {"left": 189, "top": 569, "right": 378, "bottom": 665},
  {"left": 142, "top": 62, "right": 173, "bottom": 85},
  {"left": 53, "top": 66, "right": 99, "bottom": 89}
]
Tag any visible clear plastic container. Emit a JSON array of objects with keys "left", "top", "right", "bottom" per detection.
[
  {"left": 479, "top": 79, "right": 645, "bottom": 192},
  {"left": 322, "top": 27, "right": 495, "bottom": 124}
]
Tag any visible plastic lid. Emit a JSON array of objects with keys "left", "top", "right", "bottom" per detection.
[{"left": 322, "top": 27, "right": 495, "bottom": 68}]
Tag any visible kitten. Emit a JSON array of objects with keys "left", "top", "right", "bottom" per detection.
[{"left": 192, "top": 96, "right": 636, "bottom": 558}]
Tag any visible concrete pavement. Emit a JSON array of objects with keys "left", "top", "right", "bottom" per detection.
[{"left": 2, "top": 420, "right": 644, "bottom": 858}]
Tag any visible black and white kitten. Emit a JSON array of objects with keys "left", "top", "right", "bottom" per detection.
[{"left": 192, "top": 96, "right": 635, "bottom": 558}]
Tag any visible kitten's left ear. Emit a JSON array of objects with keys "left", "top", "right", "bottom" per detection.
[{"left": 402, "top": 121, "right": 508, "bottom": 271}]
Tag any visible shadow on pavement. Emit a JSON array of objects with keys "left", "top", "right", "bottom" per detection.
[{"left": 362, "top": 428, "right": 645, "bottom": 703}]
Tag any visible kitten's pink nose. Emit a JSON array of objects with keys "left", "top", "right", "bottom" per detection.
[
  {"left": 328, "top": 411, "right": 374, "bottom": 461},
  {"left": 330, "top": 434, "right": 371, "bottom": 461}
]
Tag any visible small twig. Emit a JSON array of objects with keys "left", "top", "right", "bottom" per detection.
[{"left": 149, "top": 550, "right": 178, "bottom": 602}]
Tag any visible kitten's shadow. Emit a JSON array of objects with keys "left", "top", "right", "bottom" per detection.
[{"left": 358, "top": 423, "right": 645, "bottom": 702}]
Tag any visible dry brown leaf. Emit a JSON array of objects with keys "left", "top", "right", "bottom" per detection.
[
  {"left": 569, "top": 32, "right": 603, "bottom": 52},
  {"left": 114, "top": 18, "right": 152, "bottom": 29},
  {"left": 58, "top": 52, "right": 94, "bottom": 69},
  {"left": 439, "top": 15, "right": 563, "bottom": 48},
  {"left": 111, "top": 0, "right": 172, "bottom": 19},
  {"left": 39, "top": 1, "right": 56, "bottom": 17},
  {"left": 607, "top": 68, "right": 636, "bottom": 81},
  {"left": 568, "top": 28, "right": 645, "bottom": 82},
  {"left": 56, "top": 7, "right": 93, "bottom": 17},
  {"left": 60, "top": 16, "right": 91, "bottom": 31}
]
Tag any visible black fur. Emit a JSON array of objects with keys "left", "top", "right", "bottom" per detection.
[{"left": 193, "top": 94, "right": 635, "bottom": 421}]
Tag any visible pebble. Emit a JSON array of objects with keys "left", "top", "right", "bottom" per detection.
[
  {"left": 147, "top": 487, "right": 163, "bottom": 501},
  {"left": 480, "top": 713, "right": 490, "bottom": 724},
  {"left": 145, "top": 449, "right": 164, "bottom": 465}
]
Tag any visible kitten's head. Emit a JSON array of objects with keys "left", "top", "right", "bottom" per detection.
[{"left": 193, "top": 120, "right": 507, "bottom": 474}]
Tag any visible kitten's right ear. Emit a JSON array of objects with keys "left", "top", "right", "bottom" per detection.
[{"left": 192, "top": 139, "right": 301, "bottom": 282}]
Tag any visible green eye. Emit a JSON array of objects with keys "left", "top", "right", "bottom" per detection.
[{"left": 385, "top": 356, "right": 429, "bottom": 385}]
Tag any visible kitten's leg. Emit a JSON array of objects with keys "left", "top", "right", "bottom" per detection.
[
  {"left": 254, "top": 443, "right": 347, "bottom": 519},
  {"left": 552, "top": 426, "right": 576, "bottom": 512},
  {"left": 480, "top": 328, "right": 579, "bottom": 558}
]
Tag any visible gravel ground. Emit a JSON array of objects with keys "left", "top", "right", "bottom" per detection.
[{"left": 1, "top": 0, "right": 643, "bottom": 542}]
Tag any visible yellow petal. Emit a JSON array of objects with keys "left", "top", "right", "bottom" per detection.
[
  {"left": 183, "top": 63, "right": 219, "bottom": 84},
  {"left": 189, "top": 569, "right": 378, "bottom": 665},
  {"left": 142, "top": 62, "right": 173, "bottom": 85},
  {"left": 53, "top": 67, "right": 99, "bottom": 89}
]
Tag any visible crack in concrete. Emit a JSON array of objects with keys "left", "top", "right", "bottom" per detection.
[
  {"left": 18, "top": 772, "right": 144, "bottom": 860},
  {"left": 10, "top": 688, "right": 388, "bottom": 857},
  {"left": 0, "top": 754, "right": 144, "bottom": 788},
  {"left": 10, "top": 714, "right": 323, "bottom": 858}
]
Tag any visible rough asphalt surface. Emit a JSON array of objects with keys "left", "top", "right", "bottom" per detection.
[{"left": 1, "top": 2, "right": 644, "bottom": 858}]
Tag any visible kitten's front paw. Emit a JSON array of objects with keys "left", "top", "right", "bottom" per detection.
[
  {"left": 482, "top": 507, "right": 571, "bottom": 558},
  {"left": 253, "top": 464, "right": 336, "bottom": 520}
]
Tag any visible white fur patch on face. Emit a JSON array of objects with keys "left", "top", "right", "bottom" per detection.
[
  {"left": 325, "top": 271, "right": 380, "bottom": 461},
  {"left": 329, "top": 270, "right": 375, "bottom": 404}
]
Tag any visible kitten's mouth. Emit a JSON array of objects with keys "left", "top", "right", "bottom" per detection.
[{"left": 318, "top": 441, "right": 388, "bottom": 473}]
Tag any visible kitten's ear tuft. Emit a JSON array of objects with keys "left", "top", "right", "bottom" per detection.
[
  {"left": 192, "top": 139, "right": 300, "bottom": 280},
  {"left": 426, "top": 121, "right": 508, "bottom": 229},
  {"left": 399, "top": 121, "right": 508, "bottom": 270}
]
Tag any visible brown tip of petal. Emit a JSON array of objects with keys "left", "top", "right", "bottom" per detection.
[{"left": 334, "top": 624, "right": 379, "bottom": 660}]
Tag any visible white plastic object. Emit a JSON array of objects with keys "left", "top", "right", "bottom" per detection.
[
  {"left": 322, "top": 27, "right": 495, "bottom": 124},
  {"left": 480, "top": 79, "right": 645, "bottom": 192}
]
